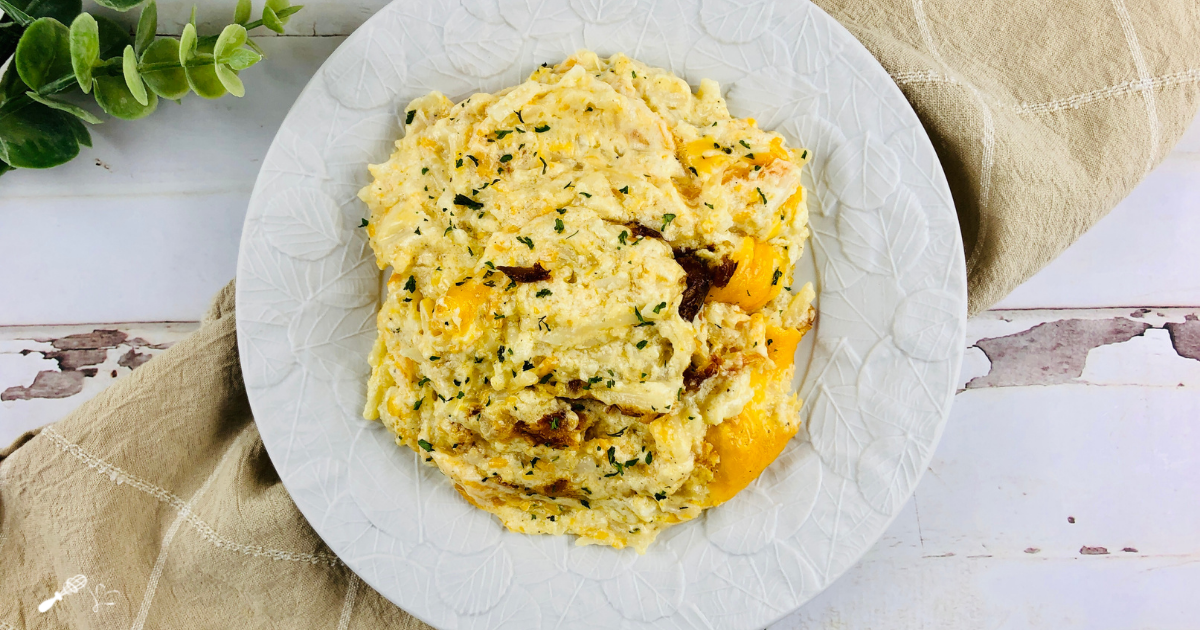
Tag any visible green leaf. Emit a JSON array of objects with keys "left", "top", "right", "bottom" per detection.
[
  {"left": 244, "top": 38, "right": 264, "bottom": 58},
  {"left": 185, "top": 39, "right": 225, "bottom": 99},
  {"left": 94, "top": 14, "right": 132, "bottom": 59},
  {"left": 223, "top": 47, "right": 261, "bottom": 71},
  {"left": 233, "top": 0, "right": 251, "bottom": 24},
  {"left": 178, "top": 22, "right": 196, "bottom": 64},
  {"left": 65, "top": 108, "right": 90, "bottom": 145},
  {"left": 23, "top": 0, "right": 82, "bottom": 23},
  {"left": 0, "top": 157, "right": 14, "bottom": 177},
  {"left": 214, "top": 64, "right": 243, "bottom": 97},
  {"left": 275, "top": 4, "right": 302, "bottom": 20},
  {"left": 91, "top": 0, "right": 146, "bottom": 11},
  {"left": 0, "top": 99, "right": 84, "bottom": 168},
  {"left": 134, "top": 0, "right": 156, "bottom": 55},
  {"left": 25, "top": 90, "right": 102, "bottom": 123},
  {"left": 140, "top": 38, "right": 187, "bottom": 99},
  {"left": 0, "top": 65, "right": 27, "bottom": 105},
  {"left": 121, "top": 44, "right": 148, "bottom": 105},
  {"left": 15, "top": 17, "right": 72, "bottom": 91},
  {"left": 261, "top": 4, "right": 283, "bottom": 33},
  {"left": 93, "top": 74, "right": 157, "bottom": 119},
  {"left": 213, "top": 23, "right": 246, "bottom": 61},
  {"left": 68, "top": 13, "right": 98, "bottom": 93}
]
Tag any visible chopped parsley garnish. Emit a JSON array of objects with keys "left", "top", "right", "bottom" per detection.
[
  {"left": 636, "top": 340, "right": 648, "bottom": 350},
  {"left": 554, "top": 218, "right": 565, "bottom": 233},
  {"left": 550, "top": 415, "right": 559, "bottom": 429},
  {"left": 536, "top": 288, "right": 552, "bottom": 298},
  {"left": 417, "top": 376, "right": 430, "bottom": 387},
  {"left": 540, "top": 157, "right": 548, "bottom": 173},
  {"left": 608, "top": 427, "right": 627, "bottom": 437},
  {"left": 739, "top": 140, "right": 751, "bottom": 149},
  {"left": 495, "top": 129, "right": 513, "bottom": 139},
  {"left": 704, "top": 202, "right": 714, "bottom": 209},
  {"left": 522, "top": 360, "right": 534, "bottom": 371},
  {"left": 453, "top": 194, "right": 484, "bottom": 210},
  {"left": 653, "top": 302, "right": 667, "bottom": 314},
  {"left": 485, "top": 260, "right": 496, "bottom": 269},
  {"left": 580, "top": 499, "right": 590, "bottom": 508},
  {"left": 757, "top": 187, "right": 768, "bottom": 204},
  {"left": 429, "top": 356, "right": 440, "bottom": 361},
  {"left": 801, "top": 149, "right": 808, "bottom": 159},
  {"left": 618, "top": 230, "right": 628, "bottom": 245},
  {"left": 455, "top": 158, "right": 463, "bottom": 168},
  {"left": 417, "top": 439, "right": 433, "bottom": 452},
  {"left": 500, "top": 154, "right": 513, "bottom": 163},
  {"left": 404, "top": 275, "right": 416, "bottom": 292},
  {"left": 413, "top": 398, "right": 424, "bottom": 410},
  {"left": 516, "top": 235, "right": 535, "bottom": 250},
  {"left": 556, "top": 208, "right": 567, "bottom": 214},
  {"left": 771, "top": 268, "right": 783, "bottom": 286},
  {"left": 631, "top": 70, "right": 636, "bottom": 78},
  {"left": 359, "top": 218, "right": 368, "bottom": 228},
  {"left": 534, "top": 124, "right": 550, "bottom": 133},
  {"left": 654, "top": 491, "right": 666, "bottom": 501},
  {"left": 646, "top": 451, "right": 653, "bottom": 464},
  {"left": 421, "top": 167, "right": 429, "bottom": 175},
  {"left": 688, "top": 166, "right": 698, "bottom": 176},
  {"left": 466, "top": 155, "right": 479, "bottom": 166},
  {"left": 661, "top": 213, "right": 676, "bottom": 230},
  {"left": 405, "top": 110, "right": 416, "bottom": 124},
  {"left": 619, "top": 185, "right": 629, "bottom": 194},
  {"left": 494, "top": 313, "right": 505, "bottom": 319}
]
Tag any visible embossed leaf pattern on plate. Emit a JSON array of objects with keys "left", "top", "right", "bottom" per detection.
[{"left": 236, "top": 0, "right": 966, "bottom": 627}]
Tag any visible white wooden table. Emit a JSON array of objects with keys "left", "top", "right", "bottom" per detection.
[{"left": 2, "top": 3, "right": 1198, "bottom": 626}]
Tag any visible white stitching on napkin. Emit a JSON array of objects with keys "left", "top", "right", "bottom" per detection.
[
  {"left": 1110, "top": 0, "right": 1160, "bottom": 174},
  {"left": 40, "top": 427, "right": 343, "bottom": 568},
  {"left": 337, "top": 574, "right": 359, "bottom": 630},
  {"left": 130, "top": 426, "right": 253, "bottom": 630},
  {"left": 1013, "top": 69, "right": 1200, "bottom": 114}
]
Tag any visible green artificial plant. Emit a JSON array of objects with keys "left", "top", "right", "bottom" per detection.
[{"left": 0, "top": 0, "right": 302, "bottom": 175}]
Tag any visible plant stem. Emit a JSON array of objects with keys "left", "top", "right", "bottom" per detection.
[{"left": 0, "top": 0, "right": 32, "bottom": 27}]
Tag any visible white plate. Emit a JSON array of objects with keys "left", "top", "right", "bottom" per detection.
[{"left": 235, "top": 1, "right": 966, "bottom": 627}]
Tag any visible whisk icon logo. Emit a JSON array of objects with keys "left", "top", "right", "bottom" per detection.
[{"left": 38, "top": 574, "right": 87, "bottom": 613}]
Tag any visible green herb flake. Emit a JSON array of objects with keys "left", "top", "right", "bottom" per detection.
[
  {"left": 540, "top": 157, "right": 548, "bottom": 174},
  {"left": 429, "top": 355, "right": 440, "bottom": 361},
  {"left": 467, "top": 155, "right": 479, "bottom": 166},
  {"left": 500, "top": 154, "right": 513, "bottom": 163},
  {"left": 515, "top": 110, "right": 525, "bottom": 123},
  {"left": 654, "top": 491, "right": 666, "bottom": 501},
  {"left": 359, "top": 218, "right": 369, "bottom": 228},
  {"left": 801, "top": 149, "right": 808, "bottom": 159},
  {"left": 636, "top": 340, "right": 648, "bottom": 350},
  {"left": 661, "top": 213, "right": 676, "bottom": 230},
  {"left": 739, "top": 140, "right": 751, "bottom": 149},
  {"left": 453, "top": 194, "right": 484, "bottom": 210},
  {"left": 757, "top": 187, "right": 768, "bottom": 204},
  {"left": 618, "top": 230, "right": 628, "bottom": 245},
  {"left": 495, "top": 129, "right": 513, "bottom": 139},
  {"left": 771, "top": 268, "right": 783, "bottom": 286},
  {"left": 534, "top": 124, "right": 550, "bottom": 133},
  {"left": 555, "top": 218, "right": 565, "bottom": 234},
  {"left": 413, "top": 398, "right": 424, "bottom": 410},
  {"left": 417, "top": 376, "right": 430, "bottom": 386},
  {"left": 579, "top": 191, "right": 592, "bottom": 198},
  {"left": 581, "top": 499, "right": 591, "bottom": 508},
  {"left": 517, "top": 235, "right": 535, "bottom": 250},
  {"left": 406, "top": 110, "right": 416, "bottom": 124},
  {"left": 619, "top": 185, "right": 630, "bottom": 194},
  {"left": 522, "top": 360, "right": 534, "bottom": 371},
  {"left": 536, "top": 288, "right": 552, "bottom": 298},
  {"left": 417, "top": 439, "right": 433, "bottom": 452},
  {"left": 456, "top": 158, "right": 463, "bottom": 168},
  {"left": 646, "top": 451, "right": 653, "bottom": 465},
  {"left": 653, "top": 302, "right": 667, "bottom": 314},
  {"left": 688, "top": 166, "right": 698, "bottom": 176},
  {"left": 404, "top": 276, "right": 416, "bottom": 292}
]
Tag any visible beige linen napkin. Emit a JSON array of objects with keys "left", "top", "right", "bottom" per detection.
[
  {"left": 815, "top": 0, "right": 1199, "bottom": 314},
  {"left": 0, "top": 284, "right": 430, "bottom": 629},
  {"left": 2, "top": 1, "right": 1199, "bottom": 627}
]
